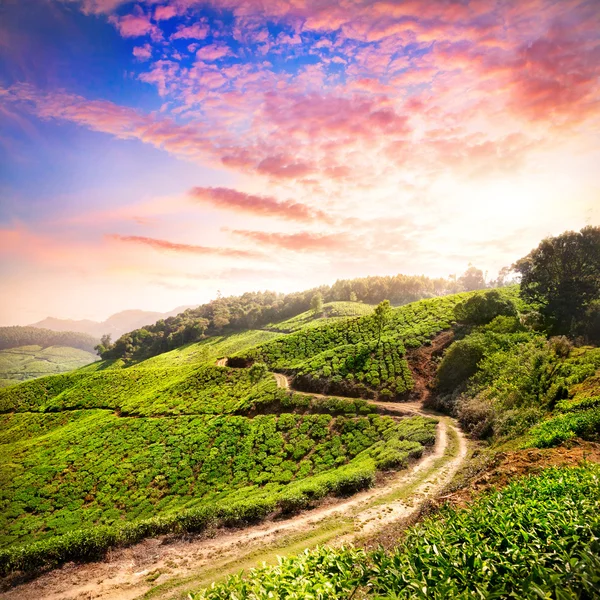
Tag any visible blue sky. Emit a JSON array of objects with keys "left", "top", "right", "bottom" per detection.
[{"left": 1, "top": 0, "right": 598, "bottom": 324}]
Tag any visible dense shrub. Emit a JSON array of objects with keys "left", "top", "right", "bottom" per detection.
[
  {"left": 526, "top": 408, "right": 600, "bottom": 448},
  {"left": 194, "top": 465, "right": 600, "bottom": 599},
  {"left": 453, "top": 289, "right": 517, "bottom": 325}
]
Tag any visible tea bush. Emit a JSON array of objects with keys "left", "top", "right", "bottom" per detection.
[
  {"left": 194, "top": 464, "right": 600, "bottom": 599},
  {"left": 0, "top": 409, "right": 436, "bottom": 559}
]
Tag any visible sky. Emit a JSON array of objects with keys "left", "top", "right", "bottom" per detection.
[{"left": 0, "top": 0, "right": 599, "bottom": 325}]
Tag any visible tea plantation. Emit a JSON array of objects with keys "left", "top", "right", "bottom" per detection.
[
  {"left": 194, "top": 463, "right": 600, "bottom": 599},
  {"left": 0, "top": 296, "right": 454, "bottom": 576},
  {"left": 0, "top": 345, "right": 97, "bottom": 388},
  {"left": 236, "top": 293, "right": 476, "bottom": 397}
]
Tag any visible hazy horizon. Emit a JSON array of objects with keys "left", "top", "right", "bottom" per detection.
[{"left": 1, "top": 0, "right": 599, "bottom": 326}]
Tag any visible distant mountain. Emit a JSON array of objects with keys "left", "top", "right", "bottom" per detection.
[{"left": 30, "top": 306, "right": 195, "bottom": 339}]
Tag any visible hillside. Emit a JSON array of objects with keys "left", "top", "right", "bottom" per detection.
[
  {"left": 1, "top": 228, "right": 599, "bottom": 599},
  {"left": 0, "top": 327, "right": 100, "bottom": 388},
  {"left": 0, "top": 346, "right": 97, "bottom": 389},
  {"left": 99, "top": 273, "right": 464, "bottom": 363},
  {"left": 0, "top": 295, "right": 463, "bottom": 578},
  {"left": 191, "top": 285, "right": 600, "bottom": 598}
]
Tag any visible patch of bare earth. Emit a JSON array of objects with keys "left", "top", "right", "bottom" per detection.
[{"left": 443, "top": 439, "right": 600, "bottom": 508}]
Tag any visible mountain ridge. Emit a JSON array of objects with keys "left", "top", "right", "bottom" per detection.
[{"left": 29, "top": 306, "right": 194, "bottom": 339}]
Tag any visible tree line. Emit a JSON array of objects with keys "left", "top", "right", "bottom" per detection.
[
  {"left": 0, "top": 327, "right": 99, "bottom": 353},
  {"left": 99, "top": 270, "right": 497, "bottom": 361}
]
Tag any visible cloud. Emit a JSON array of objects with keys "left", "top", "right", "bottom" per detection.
[
  {"left": 190, "top": 186, "right": 333, "bottom": 223},
  {"left": 171, "top": 22, "right": 210, "bottom": 40},
  {"left": 108, "top": 234, "right": 260, "bottom": 258},
  {"left": 59, "top": 0, "right": 129, "bottom": 15},
  {"left": 108, "top": 12, "right": 160, "bottom": 39},
  {"left": 2, "top": 83, "right": 218, "bottom": 162},
  {"left": 195, "top": 42, "right": 232, "bottom": 61},
  {"left": 133, "top": 44, "right": 152, "bottom": 61},
  {"left": 154, "top": 5, "right": 178, "bottom": 21},
  {"left": 230, "top": 229, "right": 350, "bottom": 252}
]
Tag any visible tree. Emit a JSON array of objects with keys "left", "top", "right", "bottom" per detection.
[
  {"left": 490, "top": 266, "right": 512, "bottom": 288},
  {"left": 248, "top": 362, "right": 268, "bottom": 387},
  {"left": 212, "top": 305, "right": 230, "bottom": 330},
  {"left": 310, "top": 293, "right": 323, "bottom": 315},
  {"left": 454, "top": 290, "right": 517, "bottom": 325},
  {"left": 458, "top": 264, "right": 486, "bottom": 291},
  {"left": 349, "top": 291, "right": 358, "bottom": 302},
  {"left": 373, "top": 300, "right": 392, "bottom": 346},
  {"left": 512, "top": 226, "right": 600, "bottom": 335},
  {"left": 94, "top": 334, "right": 112, "bottom": 357}
]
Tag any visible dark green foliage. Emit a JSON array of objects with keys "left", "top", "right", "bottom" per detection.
[
  {"left": 436, "top": 318, "right": 600, "bottom": 441},
  {"left": 453, "top": 289, "right": 517, "bottom": 325},
  {"left": 435, "top": 335, "right": 487, "bottom": 392},
  {"left": 513, "top": 225, "right": 600, "bottom": 338},
  {"left": 194, "top": 465, "right": 600, "bottom": 599},
  {"left": 0, "top": 327, "right": 98, "bottom": 353}
]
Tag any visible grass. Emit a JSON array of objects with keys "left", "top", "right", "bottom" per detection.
[
  {"left": 264, "top": 301, "right": 375, "bottom": 333},
  {"left": 0, "top": 345, "right": 97, "bottom": 388}
]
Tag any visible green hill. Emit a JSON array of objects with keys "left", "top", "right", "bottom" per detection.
[
  {"left": 236, "top": 292, "right": 485, "bottom": 398},
  {"left": 1, "top": 263, "right": 597, "bottom": 593},
  {"left": 0, "top": 345, "right": 97, "bottom": 389},
  {"left": 0, "top": 296, "right": 455, "bottom": 574}
]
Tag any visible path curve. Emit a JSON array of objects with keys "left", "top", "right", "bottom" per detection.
[
  {"left": 4, "top": 334, "right": 464, "bottom": 600},
  {"left": 272, "top": 372, "right": 289, "bottom": 389},
  {"left": 3, "top": 420, "right": 466, "bottom": 600}
]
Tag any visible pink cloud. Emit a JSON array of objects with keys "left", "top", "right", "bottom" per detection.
[
  {"left": 189, "top": 186, "right": 333, "bottom": 222},
  {"left": 230, "top": 229, "right": 350, "bottom": 252},
  {"left": 132, "top": 44, "right": 152, "bottom": 61},
  {"left": 154, "top": 5, "right": 178, "bottom": 21},
  {"left": 108, "top": 234, "right": 260, "bottom": 258},
  {"left": 195, "top": 42, "right": 232, "bottom": 61},
  {"left": 109, "top": 12, "right": 159, "bottom": 39},
  {"left": 171, "top": 22, "right": 210, "bottom": 40},
  {"left": 256, "top": 155, "right": 314, "bottom": 179}
]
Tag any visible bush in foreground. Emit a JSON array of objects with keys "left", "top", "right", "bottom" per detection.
[{"left": 194, "top": 465, "right": 600, "bottom": 599}]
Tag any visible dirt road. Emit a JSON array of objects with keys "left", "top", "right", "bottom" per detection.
[
  {"left": 2, "top": 418, "right": 465, "bottom": 600},
  {"left": 2, "top": 333, "right": 464, "bottom": 600}
]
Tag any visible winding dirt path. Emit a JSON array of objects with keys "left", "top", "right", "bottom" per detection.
[
  {"left": 2, "top": 420, "right": 466, "bottom": 600},
  {"left": 2, "top": 332, "right": 464, "bottom": 600}
]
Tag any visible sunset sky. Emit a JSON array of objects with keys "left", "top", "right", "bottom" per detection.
[{"left": 1, "top": 0, "right": 599, "bottom": 325}]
